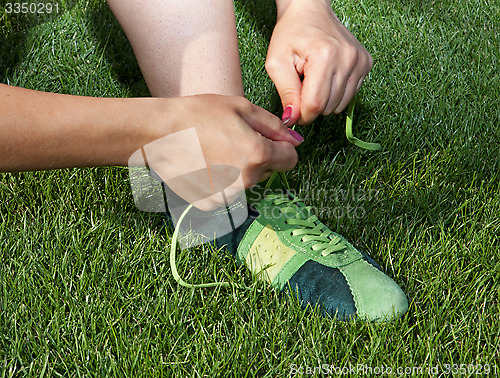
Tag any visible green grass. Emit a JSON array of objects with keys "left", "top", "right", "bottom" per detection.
[{"left": 1, "top": 0, "right": 500, "bottom": 376}]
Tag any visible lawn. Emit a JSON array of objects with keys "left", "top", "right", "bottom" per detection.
[{"left": 1, "top": 0, "right": 500, "bottom": 376}]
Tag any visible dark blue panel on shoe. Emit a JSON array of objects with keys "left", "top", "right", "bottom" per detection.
[
  {"left": 213, "top": 205, "right": 259, "bottom": 257},
  {"left": 284, "top": 260, "right": 357, "bottom": 320}
]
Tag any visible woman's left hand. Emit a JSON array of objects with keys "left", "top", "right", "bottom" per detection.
[{"left": 266, "top": 0, "right": 373, "bottom": 125}]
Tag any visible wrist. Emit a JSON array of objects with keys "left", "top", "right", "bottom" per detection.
[
  {"left": 99, "top": 97, "right": 164, "bottom": 167},
  {"left": 275, "top": 0, "right": 331, "bottom": 18}
]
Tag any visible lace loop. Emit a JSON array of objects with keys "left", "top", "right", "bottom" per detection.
[
  {"left": 345, "top": 96, "right": 381, "bottom": 151},
  {"left": 169, "top": 204, "right": 231, "bottom": 289}
]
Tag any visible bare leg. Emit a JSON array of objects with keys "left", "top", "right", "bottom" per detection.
[{"left": 107, "top": 0, "right": 244, "bottom": 98}]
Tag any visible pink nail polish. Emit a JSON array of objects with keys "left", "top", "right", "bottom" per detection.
[
  {"left": 282, "top": 105, "right": 293, "bottom": 125},
  {"left": 288, "top": 128, "right": 304, "bottom": 143}
]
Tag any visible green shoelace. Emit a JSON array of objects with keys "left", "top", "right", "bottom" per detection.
[
  {"left": 169, "top": 203, "right": 232, "bottom": 289},
  {"left": 345, "top": 96, "right": 381, "bottom": 151},
  {"left": 170, "top": 96, "right": 379, "bottom": 288},
  {"left": 266, "top": 194, "right": 347, "bottom": 256}
]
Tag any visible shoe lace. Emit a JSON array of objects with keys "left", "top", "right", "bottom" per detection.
[
  {"left": 344, "top": 95, "right": 381, "bottom": 151},
  {"left": 265, "top": 194, "right": 348, "bottom": 256},
  {"left": 169, "top": 203, "right": 233, "bottom": 289},
  {"left": 169, "top": 96, "right": 378, "bottom": 288}
]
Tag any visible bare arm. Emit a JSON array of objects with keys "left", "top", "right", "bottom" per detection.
[
  {"left": 0, "top": 84, "right": 299, "bottom": 187},
  {"left": 0, "top": 83, "right": 162, "bottom": 171}
]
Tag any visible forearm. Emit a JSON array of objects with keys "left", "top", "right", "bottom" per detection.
[{"left": 0, "top": 84, "right": 165, "bottom": 172}]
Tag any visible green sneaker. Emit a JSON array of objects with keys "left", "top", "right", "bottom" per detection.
[
  {"left": 167, "top": 180, "right": 408, "bottom": 321},
  {"left": 223, "top": 182, "right": 407, "bottom": 321}
]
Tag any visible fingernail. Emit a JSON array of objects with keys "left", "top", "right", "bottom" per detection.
[
  {"left": 288, "top": 128, "right": 304, "bottom": 143},
  {"left": 282, "top": 105, "right": 293, "bottom": 125}
]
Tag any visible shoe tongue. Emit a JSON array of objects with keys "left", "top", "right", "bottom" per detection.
[{"left": 245, "top": 178, "right": 286, "bottom": 205}]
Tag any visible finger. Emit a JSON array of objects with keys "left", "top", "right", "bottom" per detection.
[
  {"left": 322, "top": 48, "right": 360, "bottom": 115},
  {"left": 240, "top": 100, "right": 304, "bottom": 147},
  {"left": 242, "top": 138, "right": 298, "bottom": 186},
  {"left": 265, "top": 139, "right": 299, "bottom": 173},
  {"left": 356, "top": 75, "right": 365, "bottom": 92},
  {"left": 334, "top": 49, "right": 373, "bottom": 113},
  {"left": 332, "top": 75, "right": 361, "bottom": 114},
  {"left": 299, "top": 50, "right": 336, "bottom": 124},
  {"left": 325, "top": 72, "right": 352, "bottom": 115},
  {"left": 265, "top": 55, "right": 302, "bottom": 126},
  {"left": 323, "top": 73, "right": 344, "bottom": 116}
]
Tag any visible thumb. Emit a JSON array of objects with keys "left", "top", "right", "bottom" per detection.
[{"left": 265, "top": 58, "right": 302, "bottom": 126}]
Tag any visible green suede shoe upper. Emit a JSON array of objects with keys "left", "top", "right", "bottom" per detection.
[{"left": 237, "top": 189, "right": 408, "bottom": 321}]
